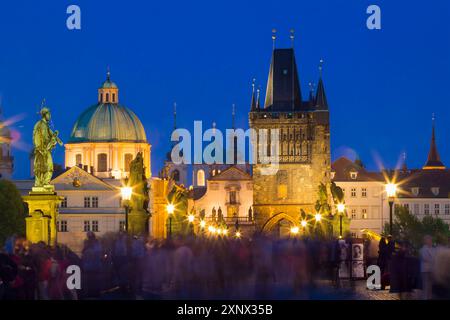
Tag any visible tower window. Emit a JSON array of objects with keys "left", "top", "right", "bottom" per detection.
[
  {"left": 97, "top": 153, "right": 107, "bottom": 172},
  {"left": 112, "top": 93, "right": 116, "bottom": 103},
  {"left": 100, "top": 93, "right": 103, "bottom": 102},
  {"left": 106, "top": 93, "right": 109, "bottom": 102}
]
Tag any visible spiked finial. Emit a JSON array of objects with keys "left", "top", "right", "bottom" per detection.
[
  {"left": 272, "top": 29, "right": 277, "bottom": 49},
  {"left": 423, "top": 113, "right": 446, "bottom": 170},
  {"left": 319, "top": 58, "right": 324, "bottom": 77},
  {"left": 232, "top": 104, "right": 236, "bottom": 129},
  {"left": 250, "top": 78, "right": 257, "bottom": 111},
  {"left": 106, "top": 66, "right": 111, "bottom": 81},
  {"left": 290, "top": 29, "right": 295, "bottom": 47},
  {"left": 256, "top": 85, "right": 261, "bottom": 109}
]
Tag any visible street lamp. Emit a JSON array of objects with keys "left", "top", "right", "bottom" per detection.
[
  {"left": 235, "top": 231, "right": 241, "bottom": 238},
  {"left": 290, "top": 226, "right": 299, "bottom": 236},
  {"left": 121, "top": 187, "right": 132, "bottom": 232},
  {"left": 385, "top": 183, "right": 397, "bottom": 235},
  {"left": 167, "top": 203, "right": 175, "bottom": 239},
  {"left": 337, "top": 203, "right": 346, "bottom": 239},
  {"left": 300, "top": 220, "right": 307, "bottom": 228},
  {"left": 314, "top": 213, "right": 322, "bottom": 222}
]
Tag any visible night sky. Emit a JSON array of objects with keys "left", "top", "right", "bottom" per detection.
[{"left": 1, "top": 0, "right": 449, "bottom": 179}]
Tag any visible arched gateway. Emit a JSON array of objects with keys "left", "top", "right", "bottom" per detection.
[{"left": 261, "top": 212, "right": 298, "bottom": 237}]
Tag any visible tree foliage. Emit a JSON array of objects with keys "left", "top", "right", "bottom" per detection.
[
  {"left": 384, "top": 205, "right": 450, "bottom": 253},
  {"left": 0, "top": 179, "right": 26, "bottom": 246}
]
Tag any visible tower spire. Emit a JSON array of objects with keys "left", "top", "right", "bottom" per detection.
[
  {"left": 423, "top": 114, "right": 445, "bottom": 170},
  {"left": 250, "top": 78, "right": 257, "bottom": 111},
  {"left": 315, "top": 59, "right": 328, "bottom": 110},
  {"left": 256, "top": 85, "right": 261, "bottom": 110},
  {"left": 106, "top": 66, "right": 111, "bottom": 81}
]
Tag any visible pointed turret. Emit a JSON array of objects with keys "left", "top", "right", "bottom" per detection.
[
  {"left": 423, "top": 115, "right": 445, "bottom": 170},
  {"left": 256, "top": 86, "right": 261, "bottom": 110},
  {"left": 250, "top": 79, "right": 257, "bottom": 111},
  {"left": 315, "top": 59, "right": 328, "bottom": 110}
]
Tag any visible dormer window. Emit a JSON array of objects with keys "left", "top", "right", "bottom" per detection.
[
  {"left": 431, "top": 187, "right": 440, "bottom": 196},
  {"left": 411, "top": 187, "right": 419, "bottom": 196},
  {"left": 350, "top": 171, "right": 358, "bottom": 180}
]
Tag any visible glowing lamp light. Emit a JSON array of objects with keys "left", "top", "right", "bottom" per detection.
[
  {"left": 314, "top": 213, "right": 322, "bottom": 222},
  {"left": 300, "top": 220, "right": 307, "bottom": 228},
  {"left": 188, "top": 214, "right": 195, "bottom": 223},
  {"left": 167, "top": 203, "right": 175, "bottom": 215},
  {"left": 235, "top": 231, "right": 241, "bottom": 238},
  {"left": 121, "top": 187, "right": 132, "bottom": 201},
  {"left": 385, "top": 183, "right": 397, "bottom": 198},
  {"left": 200, "top": 220, "right": 206, "bottom": 228},
  {"left": 290, "top": 226, "right": 299, "bottom": 234},
  {"left": 208, "top": 226, "right": 216, "bottom": 233},
  {"left": 217, "top": 228, "right": 223, "bottom": 235},
  {"left": 337, "top": 203, "right": 346, "bottom": 214},
  {"left": 222, "top": 229, "right": 228, "bottom": 236}
]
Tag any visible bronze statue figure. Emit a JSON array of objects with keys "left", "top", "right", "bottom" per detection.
[{"left": 32, "top": 106, "right": 63, "bottom": 187}]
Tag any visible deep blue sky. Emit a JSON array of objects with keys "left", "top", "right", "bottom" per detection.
[{"left": 1, "top": 0, "right": 449, "bottom": 179}]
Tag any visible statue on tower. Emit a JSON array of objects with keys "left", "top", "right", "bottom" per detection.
[{"left": 32, "top": 104, "right": 63, "bottom": 188}]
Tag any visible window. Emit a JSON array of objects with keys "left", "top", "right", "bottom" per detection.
[
  {"left": 411, "top": 188, "right": 419, "bottom": 196},
  {"left": 112, "top": 93, "right": 116, "bottom": 103},
  {"left": 431, "top": 187, "right": 440, "bottom": 196},
  {"left": 106, "top": 93, "right": 109, "bottom": 102},
  {"left": 92, "top": 197, "right": 99, "bottom": 208},
  {"left": 229, "top": 191, "right": 237, "bottom": 204},
  {"left": 435, "top": 204, "right": 440, "bottom": 215},
  {"left": 92, "top": 221, "right": 99, "bottom": 232},
  {"left": 351, "top": 209, "right": 357, "bottom": 219},
  {"left": 445, "top": 204, "right": 450, "bottom": 215},
  {"left": 84, "top": 197, "right": 91, "bottom": 208},
  {"left": 75, "top": 154, "right": 82, "bottom": 166},
  {"left": 58, "top": 220, "right": 68, "bottom": 232},
  {"left": 362, "top": 209, "right": 368, "bottom": 219},
  {"left": 424, "top": 204, "right": 430, "bottom": 215},
  {"left": 61, "top": 196, "right": 68, "bottom": 208},
  {"left": 361, "top": 188, "right": 367, "bottom": 198},
  {"left": 197, "top": 169, "right": 205, "bottom": 186},
  {"left": 119, "top": 221, "right": 126, "bottom": 232},
  {"left": 351, "top": 232, "right": 357, "bottom": 238},
  {"left": 97, "top": 153, "right": 108, "bottom": 172},
  {"left": 350, "top": 172, "right": 358, "bottom": 180},
  {"left": 351, "top": 188, "right": 356, "bottom": 198},
  {"left": 84, "top": 221, "right": 91, "bottom": 232},
  {"left": 124, "top": 153, "right": 133, "bottom": 172},
  {"left": 414, "top": 204, "right": 420, "bottom": 215}
]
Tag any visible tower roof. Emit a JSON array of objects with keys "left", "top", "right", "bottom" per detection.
[
  {"left": 423, "top": 118, "right": 445, "bottom": 170},
  {"left": 263, "top": 48, "right": 303, "bottom": 111},
  {"left": 315, "top": 77, "right": 328, "bottom": 110}
]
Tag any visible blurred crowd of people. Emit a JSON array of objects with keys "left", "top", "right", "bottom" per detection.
[{"left": 1, "top": 232, "right": 450, "bottom": 300}]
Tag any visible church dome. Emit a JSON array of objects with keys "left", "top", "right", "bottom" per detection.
[
  {"left": 69, "top": 103, "right": 147, "bottom": 143},
  {"left": 68, "top": 72, "right": 147, "bottom": 143}
]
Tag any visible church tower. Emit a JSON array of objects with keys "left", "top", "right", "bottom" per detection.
[
  {"left": 0, "top": 105, "right": 14, "bottom": 179},
  {"left": 249, "top": 35, "right": 331, "bottom": 233}
]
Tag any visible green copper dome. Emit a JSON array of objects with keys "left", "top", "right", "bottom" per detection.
[
  {"left": 68, "top": 103, "right": 147, "bottom": 143},
  {"left": 100, "top": 79, "right": 118, "bottom": 89}
]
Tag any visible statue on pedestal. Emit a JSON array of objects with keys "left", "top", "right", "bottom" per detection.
[{"left": 32, "top": 105, "right": 63, "bottom": 188}]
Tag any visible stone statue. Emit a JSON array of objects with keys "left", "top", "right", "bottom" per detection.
[
  {"left": 32, "top": 106, "right": 63, "bottom": 188},
  {"left": 129, "top": 152, "right": 149, "bottom": 211}
]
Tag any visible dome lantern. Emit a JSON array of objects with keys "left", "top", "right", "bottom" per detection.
[{"left": 98, "top": 68, "right": 119, "bottom": 104}]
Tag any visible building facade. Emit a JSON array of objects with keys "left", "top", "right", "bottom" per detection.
[{"left": 0, "top": 107, "right": 14, "bottom": 179}]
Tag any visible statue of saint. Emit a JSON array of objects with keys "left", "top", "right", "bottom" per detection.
[
  {"left": 129, "top": 152, "right": 149, "bottom": 211},
  {"left": 32, "top": 106, "right": 63, "bottom": 187}
]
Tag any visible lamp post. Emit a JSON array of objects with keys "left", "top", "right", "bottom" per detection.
[
  {"left": 385, "top": 183, "right": 397, "bottom": 235},
  {"left": 167, "top": 203, "right": 175, "bottom": 239},
  {"left": 120, "top": 187, "right": 132, "bottom": 233},
  {"left": 337, "top": 203, "right": 346, "bottom": 239}
]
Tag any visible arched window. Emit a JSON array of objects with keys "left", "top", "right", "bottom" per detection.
[
  {"left": 99, "top": 93, "right": 103, "bottom": 102},
  {"left": 75, "top": 154, "right": 82, "bottom": 167},
  {"left": 197, "top": 169, "right": 205, "bottom": 186},
  {"left": 172, "top": 169, "right": 180, "bottom": 182},
  {"left": 124, "top": 153, "right": 133, "bottom": 172},
  {"left": 97, "top": 153, "right": 107, "bottom": 172},
  {"left": 106, "top": 93, "right": 109, "bottom": 103},
  {"left": 112, "top": 93, "right": 116, "bottom": 103}
]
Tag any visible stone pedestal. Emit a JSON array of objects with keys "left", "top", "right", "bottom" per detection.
[
  {"left": 150, "top": 179, "right": 170, "bottom": 239},
  {"left": 23, "top": 185, "right": 63, "bottom": 246}
]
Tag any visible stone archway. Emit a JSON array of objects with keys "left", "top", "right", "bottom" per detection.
[{"left": 261, "top": 212, "right": 298, "bottom": 235}]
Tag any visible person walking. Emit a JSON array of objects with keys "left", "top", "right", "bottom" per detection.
[{"left": 419, "top": 235, "right": 435, "bottom": 300}]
